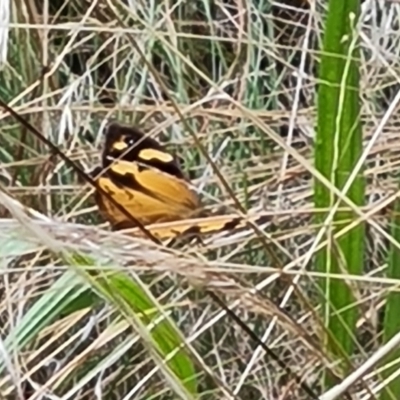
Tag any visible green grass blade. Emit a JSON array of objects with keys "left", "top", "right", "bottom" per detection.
[
  {"left": 0, "top": 233, "right": 98, "bottom": 375},
  {"left": 314, "top": 0, "right": 364, "bottom": 384},
  {"left": 381, "top": 197, "right": 400, "bottom": 400},
  {"left": 1, "top": 271, "right": 96, "bottom": 371},
  {"left": 68, "top": 253, "right": 198, "bottom": 397}
]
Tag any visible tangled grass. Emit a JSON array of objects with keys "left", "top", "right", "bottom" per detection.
[{"left": 1, "top": 0, "right": 400, "bottom": 399}]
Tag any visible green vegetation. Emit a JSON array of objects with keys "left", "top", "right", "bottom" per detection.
[
  {"left": 315, "top": 0, "right": 364, "bottom": 384},
  {"left": 1, "top": 0, "right": 400, "bottom": 399}
]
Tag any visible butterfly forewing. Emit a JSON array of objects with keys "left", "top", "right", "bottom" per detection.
[{"left": 103, "top": 122, "right": 185, "bottom": 179}]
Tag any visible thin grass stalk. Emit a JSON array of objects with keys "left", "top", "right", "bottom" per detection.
[
  {"left": 381, "top": 196, "right": 400, "bottom": 400},
  {"left": 314, "top": 0, "right": 364, "bottom": 386}
]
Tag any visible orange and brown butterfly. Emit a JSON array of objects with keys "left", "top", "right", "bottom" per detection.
[{"left": 90, "top": 121, "right": 269, "bottom": 240}]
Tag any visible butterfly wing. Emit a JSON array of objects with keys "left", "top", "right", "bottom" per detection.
[
  {"left": 117, "top": 214, "right": 272, "bottom": 240},
  {"left": 92, "top": 121, "right": 203, "bottom": 231},
  {"left": 103, "top": 122, "right": 185, "bottom": 179},
  {"left": 92, "top": 158, "right": 268, "bottom": 240},
  {"left": 94, "top": 159, "right": 200, "bottom": 229}
]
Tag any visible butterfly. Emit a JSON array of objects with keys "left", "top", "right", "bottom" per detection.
[{"left": 90, "top": 121, "right": 269, "bottom": 240}]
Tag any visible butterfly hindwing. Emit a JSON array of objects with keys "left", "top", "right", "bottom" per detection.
[{"left": 118, "top": 214, "right": 272, "bottom": 240}]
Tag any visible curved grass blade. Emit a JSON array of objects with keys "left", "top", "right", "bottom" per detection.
[
  {"left": 68, "top": 253, "right": 198, "bottom": 397},
  {"left": 1, "top": 271, "right": 96, "bottom": 371}
]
